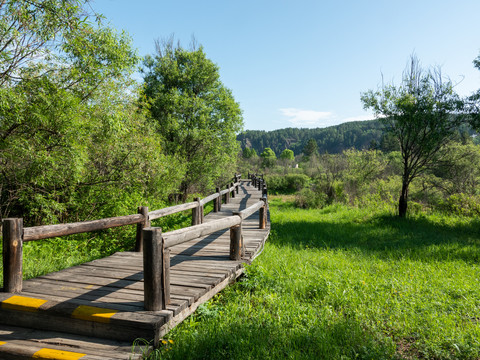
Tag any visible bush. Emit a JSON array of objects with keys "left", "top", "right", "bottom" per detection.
[
  {"left": 295, "top": 188, "right": 327, "bottom": 209},
  {"left": 265, "top": 174, "right": 310, "bottom": 194},
  {"left": 440, "top": 193, "right": 480, "bottom": 217}
]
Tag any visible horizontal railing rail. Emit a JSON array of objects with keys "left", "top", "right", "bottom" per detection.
[
  {"left": 163, "top": 215, "right": 242, "bottom": 249},
  {"left": 148, "top": 202, "right": 198, "bottom": 220},
  {"left": 23, "top": 214, "right": 145, "bottom": 242}
]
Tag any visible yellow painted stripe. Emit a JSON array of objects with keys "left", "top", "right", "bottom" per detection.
[
  {"left": 1, "top": 295, "right": 47, "bottom": 312},
  {"left": 0, "top": 341, "right": 6, "bottom": 346},
  {"left": 32, "top": 348, "right": 86, "bottom": 359},
  {"left": 71, "top": 305, "right": 118, "bottom": 323}
]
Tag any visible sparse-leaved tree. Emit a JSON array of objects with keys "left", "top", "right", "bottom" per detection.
[{"left": 361, "top": 55, "right": 464, "bottom": 217}]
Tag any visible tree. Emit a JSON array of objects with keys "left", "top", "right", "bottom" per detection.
[
  {"left": 142, "top": 39, "right": 243, "bottom": 198},
  {"left": 280, "top": 149, "right": 295, "bottom": 161},
  {"left": 303, "top": 138, "right": 318, "bottom": 157},
  {"left": 0, "top": 0, "right": 181, "bottom": 225},
  {"left": 361, "top": 55, "right": 464, "bottom": 217},
  {"left": 466, "top": 53, "right": 480, "bottom": 131},
  {"left": 260, "top": 147, "right": 276, "bottom": 167},
  {"left": 242, "top": 147, "right": 257, "bottom": 159}
]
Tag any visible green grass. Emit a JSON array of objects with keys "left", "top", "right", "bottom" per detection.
[{"left": 143, "top": 197, "right": 480, "bottom": 359}]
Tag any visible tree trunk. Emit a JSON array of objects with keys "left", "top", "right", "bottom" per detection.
[{"left": 398, "top": 182, "right": 408, "bottom": 217}]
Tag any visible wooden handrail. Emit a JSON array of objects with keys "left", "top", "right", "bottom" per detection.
[
  {"left": 236, "top": 200, "right": 264, "bottom": 219},
  {"left": 199, "top": 192, "right": 220, "bottom": 206},
  {"left": 163, "top": 215, "right": 242, "bottom": 248},
  {"left": 23, "top": 214, "right": 145, "bottom": 242},
  {"left": 148, "top": 202, "right": 198, "bottom": 220}
]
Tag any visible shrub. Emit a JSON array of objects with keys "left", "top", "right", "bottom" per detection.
[
  {"left": 295, "top": 188, "right": 327, "bottom": 209},
  {"left": 440, "top": 193, "right": 480, "bottom": 217},
  {"left": 265, "top": 174, "right": 310, "bottom": 194}
]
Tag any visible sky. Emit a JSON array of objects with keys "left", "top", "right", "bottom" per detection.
[{"left": 91, "top": 0, "right": 480, "bottom": 131}]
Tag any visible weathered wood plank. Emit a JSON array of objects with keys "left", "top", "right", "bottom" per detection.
[
  {"left": 23, "top": 215, "right": 144, "bottom": 242},
  {"left": 148, "top": 202, "right": 198, "bottom": 220},
  {"left": 163, "top": 215, "right": 242, "bottom": 248}
]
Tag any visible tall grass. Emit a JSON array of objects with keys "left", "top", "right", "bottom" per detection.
[{"left": 145, "top": 196, "right": 480, "bottom": 359}]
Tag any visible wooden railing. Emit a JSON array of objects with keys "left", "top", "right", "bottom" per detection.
[
  {"left": 2, "top": 173, "right": 269, "bottom": 311},
  {"left": 248, "top": 172, "right": 268, "bottom": 198},
  {"left": 142, "top": 197, "right": 267, "bottom": 310},
  {"left": 2, "top": 174, "right": 243, "bottom": 294}
]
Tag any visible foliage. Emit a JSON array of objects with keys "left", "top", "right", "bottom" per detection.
[
  {"left": 429, "top": 141, "right": 480, "bottom": 196},
  {"left": 242, "top": 147, "right": 257, "bottom": 159},
  {"left": 0, "top": 0, "right": 182, "bottom": 225},
  {"left": 303, "top": 138, "right": 318, "bottom": 157},
  {"left": 279, "top": 148, "right": 294, "bottom": 160},
  {"left": 260, "top": 147, "right": 276, "bottom": 167},
  {"left": 237, "top": 119, "right": 384, "bottom": 156},
  {"left": 361, "top": 55, "right": 465, "bottom": 217},
  {"left": 142, "top": 39, "right": 243, "bottom": 199},
  {"left": 440, "top": 193, "right": 480, "bottom": 217},
  {"left": 466, "top": 53, "right": 480, "bottom": 130},
  {"left": 264, "top": 173, "right": 310, "bottom": 194}
]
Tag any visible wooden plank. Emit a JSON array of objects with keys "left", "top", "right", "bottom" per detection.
[
  {"left": 163, "top": 215, "right": 241, "bottom": 248},
  {"left": 199, "top": 192, "right": 219, "bottom": 206},
  {"left": 0, "top": 324, "right": 135, "bottom": 354},
  {"left": 23, "top": 214, "right": 144, "bottom": 242},
  {"left": 148, "top": 202, "right": 197, "bottom": 220}
]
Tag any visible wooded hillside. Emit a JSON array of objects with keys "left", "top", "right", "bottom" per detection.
[{"left": 237, "top": 120, "right": 384, "bottom": 155}]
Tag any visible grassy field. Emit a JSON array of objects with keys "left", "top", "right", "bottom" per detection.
[{"left": 141, "top": 196, "right": 480, "bottom": 360}]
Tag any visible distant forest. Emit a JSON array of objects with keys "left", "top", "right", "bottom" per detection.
[{"left": 237, "top": 120, "right": 387, "bottom": 155}]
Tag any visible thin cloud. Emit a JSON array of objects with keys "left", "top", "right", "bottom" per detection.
[
  {"left": 279, "top": 108, "right": 336, "bottom": 128},
  {"left": 340, "top": 115, "right": 374, "bottom": 123}
]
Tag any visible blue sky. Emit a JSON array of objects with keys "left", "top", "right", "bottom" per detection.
[{"left": 92, "top": 0, "right": 480, "bottom": 131}]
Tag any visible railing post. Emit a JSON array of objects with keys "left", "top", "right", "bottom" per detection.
[
  {"left": 192, "top": 197, "right": 201, "bottom": 225},
  {"left": 230, "top": 182, "right": 235, "bottom": 198},
  {"left": 2, "top": 218, "right": 23, "bottom": 293},
  {"left": 135, "top": 206, "right": 149, "bottom": 252},
  {"left": 236, "top": 181, "right": 239, "bottom": 195},
  {"left": 143, "top": 227, "right": 170, "bottom": 311},
  {"left": 225, "top": 184, "right": 230, "bottom": 204},
  {"left": 259, "top": 198, "right": 267, "bottom": 229},
  {"left": 257, "top": 178, "right": 262, "bottom": 191},
  {"left": 230, "top": 213, "right": 243, "bottom": 260},
  {"left": 214, "top": 187, "right": 221, "bottom": 212},
  {"left": 262, "top": 184, "right": 268, "bottom": 198}
]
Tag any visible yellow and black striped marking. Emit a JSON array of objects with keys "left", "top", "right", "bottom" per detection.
[
  {"left": 1, "top": 295, "right": 47, "bottom": 312},
  {"left": 71, "top": 305, "right": 118, "bottom": 323},
  {"left": 32, "top": 348, "right": 86, "bottom": 359}
]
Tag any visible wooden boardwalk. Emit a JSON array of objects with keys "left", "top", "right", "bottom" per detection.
[{"left": 0, "top": 180, "right": 270, "bottom": 359}]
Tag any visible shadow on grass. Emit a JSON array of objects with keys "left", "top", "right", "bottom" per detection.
[{"left": 271, "top": 211, "right": 480, "bottom": 263}]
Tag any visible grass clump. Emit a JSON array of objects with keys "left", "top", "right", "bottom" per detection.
[{"left": 146, "top": 196, "right": 480, "bottom": 359}]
